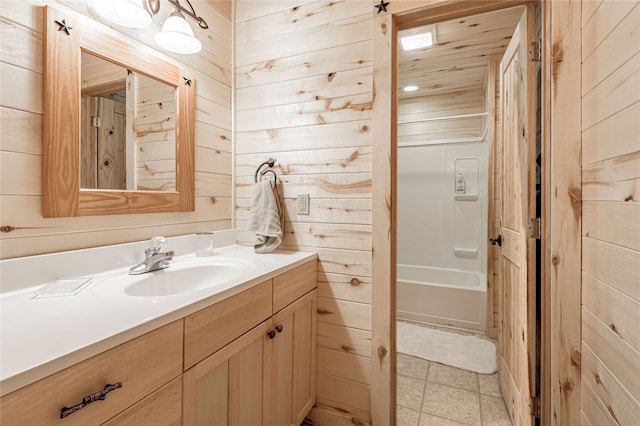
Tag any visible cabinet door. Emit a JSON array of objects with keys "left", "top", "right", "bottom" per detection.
[
  {"left": 267, "top": 289, "right": 317, "bottom": 426},
  {"left": 183, "top": 321, "right": 269, "bottom": 426}
]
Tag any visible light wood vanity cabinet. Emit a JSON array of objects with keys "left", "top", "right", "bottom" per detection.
[
  {"left": 183, "top": 259, "right": 318, "bottom": 426},
  {"left": 0, "top": 259, "right": 317, "bottom": 426},
  {"left": 184, "top": 279, "right": 273, "bottom": 370},
  {"left": 102, "top": 377, "right": 183, "bottom": 426},
  {"left": 0, "top": 321, "right": 183, "bottom": 426},
  {"left": 183, "top": 319, "right": 271, "bottom": 425},
  {"left": 267, "top": 289, "right": 317, "bottom": 426}
]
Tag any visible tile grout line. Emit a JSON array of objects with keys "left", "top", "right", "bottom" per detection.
[
  {"left": 416, "top": 360, "right": 430, "bottom": 426},
  {"left": 477, "top": 373, "right": 485, "bottom": 425}
]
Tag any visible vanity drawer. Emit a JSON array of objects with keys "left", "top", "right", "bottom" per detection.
[
  {"left": 273, "top": 259, "right": 317, "bottom": 313},
  {"left": 184, "top": 279, "right": 273, "bottom": 369},
  {"left": 0, "top": 320, "right": 183, "bottom": 426},
  {"left": 102, "top": 377, "right": 182, "bottom": 426}
]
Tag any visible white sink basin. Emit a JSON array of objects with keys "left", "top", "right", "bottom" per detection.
[{"left": 93, "top": 257, "right": 249, "bottom": 297}]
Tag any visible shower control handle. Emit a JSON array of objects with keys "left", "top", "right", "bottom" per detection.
[{"left": 489, "top": 234, "right": 502, "bottom": 247}]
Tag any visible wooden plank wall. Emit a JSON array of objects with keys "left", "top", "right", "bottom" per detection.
[
  {"left": 547, "top": 0, "right": 583, "bottom": 423},
  {"left": 398, "top": 91, "right": 485, "bottom": 145},
  {"left": 0, "top": 0, "right": 232, "bottom": 259},
  {"left": 233, "top": 1, "right": 374, "bottom": 424},
  {"left": 484, "top": 59, "right": 500, "bottom": 339},
  {"left": 580, "top": 1, "right": 640, "bottom": 424},
  {"left": 135, "top": 75, "right": 178, "bottom": 191}
]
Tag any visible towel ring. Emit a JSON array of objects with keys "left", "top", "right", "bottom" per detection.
[{"left": 254, "top": 158, "right": 278, "bottom": 186}]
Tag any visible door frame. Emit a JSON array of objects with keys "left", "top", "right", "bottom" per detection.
[{"left": 371, "top": 1, "right": 582, "bottom": 425}]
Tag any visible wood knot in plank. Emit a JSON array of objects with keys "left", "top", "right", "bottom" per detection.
[
  {"left": 610, "top": 323, "right": 620, "bottom": 336},
  {"left": 1, "top": 226, "right": 16, "bottom": 233},
  {"left": 317, "top": 308, "right": 332, "bottom": 315},
  {"left": 350, "top": 278, "right": 361, "bottom": 286},
  {"left": 562, "top": 380, "right": 574, "bottom": 392},
  {"left": 594, "top": 373, "right": 602, "bottom": 384},
  {"left": 568, "top": 184, "right": 581, "bottom": 223},
  {"left": 570, "top": 350, "right": 581, "bottom": 367},
  {"left": 607, "top": 405, "right": 620, "bottom": 424},
  {"left": 342, "top": 150, "right": 359, "bottom": 167},
  {"left": 377, "top": 345, "right": 387, "bottom": 363},
  {"left": 327, "top": 72, "right": 336, "bottom": 82},
  {"left": 341, "top": 345, "right": 354, "bottom": 353},
  {"left": 625, "top": 195, "right": 634, "bottom": 201}
]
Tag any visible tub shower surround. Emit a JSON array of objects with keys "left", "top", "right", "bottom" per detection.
[{"left": 397, "top": 139, "right": 488, "bottom": 331}]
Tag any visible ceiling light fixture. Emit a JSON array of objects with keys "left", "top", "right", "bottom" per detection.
[
  {"left": 403, "top": 85, "right": 419, "bottom": 92},
  {"left": 91, "top": 0, "right": 208, "bottom": 54},
  {"left": 399, "top": 25, "right": 437, "bottom": 51}
]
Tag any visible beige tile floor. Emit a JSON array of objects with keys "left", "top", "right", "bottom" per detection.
[{"left": 397, "top": 348, "right": 512, "bottom": 426}]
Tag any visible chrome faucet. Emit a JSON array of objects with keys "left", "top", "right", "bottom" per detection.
[{"left": 129, "top": 236, "right": 175, "bottom": 275}]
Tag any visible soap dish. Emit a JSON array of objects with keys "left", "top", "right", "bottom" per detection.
[{"left": 32, "top": 278, "right": 93, "bottom": 298}]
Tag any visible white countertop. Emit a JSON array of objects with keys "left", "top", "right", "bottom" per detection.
[{"left": 0, "top": 239, "right": 316, "bottom": 397}]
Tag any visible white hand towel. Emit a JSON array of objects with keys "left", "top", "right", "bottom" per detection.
[{"left": 247, "top": 180, "right": 283, "bottom": 253}]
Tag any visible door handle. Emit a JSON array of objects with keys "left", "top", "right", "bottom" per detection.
[{"left": 489, "top": 234, "right": 502, "bottom": 247}]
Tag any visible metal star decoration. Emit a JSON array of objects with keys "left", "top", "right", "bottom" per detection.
[
  {"left": 55, "top": 19, "right": 72, "bottom": 35},
  {"left": 375, "top": 0, "right": 390, "bottom": 14},
  {"left": 183, "top": 77, "right": 192, "bottom": 86}
]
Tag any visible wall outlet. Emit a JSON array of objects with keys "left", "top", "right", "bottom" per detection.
[{"left": 297, "top": 194, "right": 310, "bottom": 215}]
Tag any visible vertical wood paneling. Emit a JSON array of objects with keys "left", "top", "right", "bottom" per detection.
[
  {"left": 580, "top": 1, "right": 640, "bottom": 425},
  {"left": 0, "top": 0, "right": 232, "bottom": 259},
  {"left": 547, "top": 1, "right": 583, "bottom": 424},
  {"left": 485, "top": 59, "right": 499, "bottom": 339},
  {"left": 371, "top": 6, "right": 396, "bottom": 426}
]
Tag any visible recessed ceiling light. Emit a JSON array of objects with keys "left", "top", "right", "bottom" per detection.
[
  {"left": 403, "top": 85, "right": 419, "bottom": 92},
  {"left": 399, "top": 25, "right": 437, "bottom": 51}
]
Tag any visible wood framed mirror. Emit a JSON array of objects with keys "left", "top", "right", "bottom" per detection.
[{"left": 43, "top": 6, "right": 195, "bottom": 217}]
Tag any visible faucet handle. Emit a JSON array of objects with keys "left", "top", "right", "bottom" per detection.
[{"left": 148, "top": 236, "right": 167, "bottom": 253}]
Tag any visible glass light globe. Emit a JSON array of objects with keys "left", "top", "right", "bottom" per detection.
[
  {"left": 91, "top": 0, "right": 152, "bottom": 28},
  {"left": 155, "top": 11, "right": 202, "bottom": 54}
]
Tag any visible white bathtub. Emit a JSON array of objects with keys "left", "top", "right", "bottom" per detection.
[{"left": 396, "top": 264, "right": 487, "bottom": 332}]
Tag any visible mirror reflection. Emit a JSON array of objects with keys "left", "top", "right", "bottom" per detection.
[{"left": 80, "top": 51, "right": 177, "bottom": 191}]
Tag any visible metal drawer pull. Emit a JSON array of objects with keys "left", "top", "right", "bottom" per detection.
[
  {"left": 267, "top": 329, "right": 276, "bottom": 339},
  {"left": 275, "top": 324, "right": 283, "bottom": 333},
  {"left": 60, "top": 382, "right": 123, "bottom": 419}
]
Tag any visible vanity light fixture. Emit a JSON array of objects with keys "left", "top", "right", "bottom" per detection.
[
  {"left": 91, "top": 0, "right": 208, "bottom": 54},
  {"left": 91, "top": 0, "right": 152, "bottom": 28},
  {"left": 399, "top": 25, "right": 437, "bottom": 51}
]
